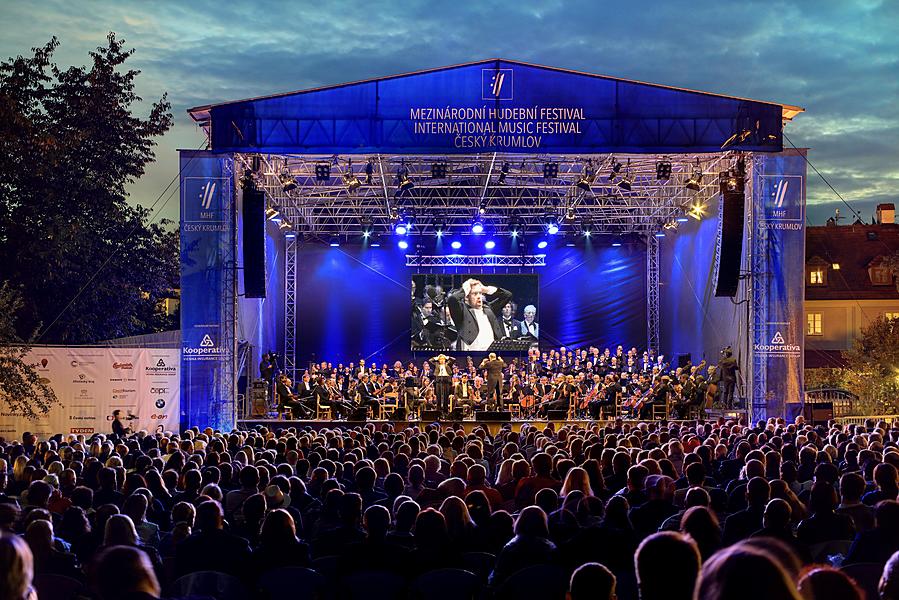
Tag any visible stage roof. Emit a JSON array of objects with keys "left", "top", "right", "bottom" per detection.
[{"left": 188, "top": 59, "right": 803, "bottom": 155}]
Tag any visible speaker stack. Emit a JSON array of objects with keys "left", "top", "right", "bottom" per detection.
[
  {"left": 714, "top": 163, "right": 746, "bottom": 297},
  {"left": 242, "top": 186, "right": 266, "bottom": 299}
]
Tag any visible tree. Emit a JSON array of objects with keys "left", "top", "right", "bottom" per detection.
[
  {"left": 883, "top": 250, "right": 899, "bottom": 294},
  {"left": 0, "top": 283, "right": 58, "bottom": 418},
  {"left": 0, "top": 34, "right": 175, "bottom": 343},
  {"left": 842, "top": 315, "right": 899, "bottom": 415}
]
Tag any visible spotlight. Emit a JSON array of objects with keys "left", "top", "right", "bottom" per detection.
[
  {"left": 450, "top": 240, "right": 462, "bottom": 250},
  {"left": 688, "top": 202, "right": 706, "bottom": 220},
  {"left": 284, "top": 230, "right": 297, "bottom": 240},
  {"left": 431, "top": 162, "right": 448, "bottom": 179},
  {"left": 279, "top": 172, "right": 297, "bottom": 192},
  {"left": 510, "top": 228, "right": 519, "bottom": 238},
  {"left": 485, "top": 240, "right": 496, "bottom": 250},
  {"left": 369, "top": 234, "right": 381, "bottom": 247},
  {"left": 608, "top": 157, "right": 623, "bottom": 181},
  {"left": 576, "top": 160, "right": 596, "bottom": 191},
  {"left": 564, "top": 235, "right": 577, "bottom": 247},
  {"left": 543, "top": 162, "right": 559, "bottom": 180},
  {"left": 343, "top": 172, "right": 362, "bottom": 192},
  {"left": 365, "top": 159, "right": 375, "bottom": 184},
  {"left": 565, "top": 205, "right": 576, "bottom": 221},
  {"left": 328, "top": 236, "right": 340, "bottom": 247},
  {"left": 721, "top": 168, "right": 743, "bottom": 192},
  {"left": 537, "top": 240, "right": 549, "bottom": 249},
  {"left": 471, "top": 220, "right": 484, "bottom": 234},
  {"left": 583, "top": 230, "right": 592, "bottom": 238},
  {"left": 398, "top": 239, "right": 409, "bottom": 250},
  {"left": 676, "top": 216, "right": 690, "bottom": 223},
  {"left": 547, "top": 219, "right": 560, "bottom": 235},
  {"left": 265, "top": 206, "right": 281, "bottom": 221},
  {"left": 498, "top": 162, "right": 511, "bottom": 184},
  {"left": 655, "top": 160, "right": 672, "bottom": 181},
  {"left": 315, "top": 163, "right": 331, "bottom": 181},
  {"left": 279, "top": 221, "right": 293, "bottom": 232},
  {"left": 617, "top": 177, "right": 632, "bottom": 192},
  {"left": 655, "top": 232, "right": 666, "bottom": 238},
  {"left": 685, "top": 161, "right": 703, "bottom": 191},
  {"left": 611, "top": 238, "right": 622, "bottom": 247},
  {"left": 478, "top": 201, "right": 487, "bottom": 215},
  {"left": 664, "top": 220, "right": 679, "bottom": 231},
  {"left": 395, "top": 222, "right": 408, "bottom": 236}
]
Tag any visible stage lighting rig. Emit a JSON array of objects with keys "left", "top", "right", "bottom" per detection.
[
  {"left": 688, "top": 201, "right": 707, "bottom": 220},
  {"left": 537, "top": 240, "right": 549, "bottom": 249},
  {"left": 343, "top": 170, "right": 362, "bottom": 192},
  {"left": 656, "top": 160, "right": 672, "bottom": 180},
  {"left": 685, "top": 160, "right": 703, "bottom": 191},
  {"left": 365, "top": 159, "right": 375, "bottom": 184},
  {"left": 265, "top": 206, "right": 281, "bottom": 221},
  {"left": 608, "top": 157, "right": 623, "bottom": 181},
  {"left": 543, "top": 162, "right": 559, "bottom": 180},
  {"left": 315, "top": 163, "right": 331, "bottom": 181},
  {"left": 328, "top": 236, "right": 340, "bottom": 247},
  {"left": 498, "top": 162, "right": 511, "bottom": 184},
  {"left": 450, "top": 240, "right": 462, "bottom": 250},
  {"left": 369, "top": 234, "right": 382, "bottom": 247},
  {"left": 279, "top": 172, "right": 297, "bottom": 192},
  {"left": 575, "top": 160, "right": 597, "bottom": 191},
  {"left": 485, "top": 240, "right": 496, "bottom": 250},
  {"left": 617, "top": 161, "right": 633, "bottom": 191},
  {"left": 361, "top": 218, "right": 373, "bottom": 237},
  {"left": 395, "top": 212, "right": 412, "bottom": 235},
  {"left": 565, "top": 204, "right": 576, "bottom": 221},
  {"left": 398, "top": 239, "right": 409, "bottom": 250},
  {"left": 279, "top": 220, "right": 293, "bottom": 232},
  {"left": 396, "top": 162, "right": 414, "bottom": 192},
  {"left": 546, "top": 215, "right": 560, "bottom": 235},
  {"left": 471, "top": 219, "right": 485, "bottom": 234},
  {"left": 431, "top": 161, "right": 448, "bottom": 179}
]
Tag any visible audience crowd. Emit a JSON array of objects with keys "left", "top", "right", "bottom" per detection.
[{"left": 2, "top": 415, "right": 899, "bottom": 599}]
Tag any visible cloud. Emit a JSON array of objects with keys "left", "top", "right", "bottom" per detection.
[{"left": 1, "top": 0, "right": 896, "bottom": 224}]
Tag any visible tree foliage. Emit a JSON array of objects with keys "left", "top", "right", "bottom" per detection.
[
  {"left": 0, "top": 34, "right": 175, "bottom": 344},
  {"left": 0, "top": 283, "right": 58, "bottom": 418},
  {"left": 842, "top": 315, "right": 899, "bottom": 414}
]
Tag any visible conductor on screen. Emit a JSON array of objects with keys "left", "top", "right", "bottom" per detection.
[{"left": 447, "top": 278, "right": 513, "bottom": 351}]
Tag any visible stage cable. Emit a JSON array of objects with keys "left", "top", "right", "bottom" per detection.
[{"left": 35, "top": 140, "right": 208, "bottom": 342}]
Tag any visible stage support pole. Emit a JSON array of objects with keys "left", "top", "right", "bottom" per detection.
[
  {"left": 284, "top": 235, "right": 298, "bottom": 381},
  {"left": 748, "top": 156, "right": 768, "bottom": 423},
  {"left": 646, "top": 235, "right": 660, "bottom": 353}
]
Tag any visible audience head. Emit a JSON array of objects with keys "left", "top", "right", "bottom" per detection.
[
  {"left": 696, "top": 542, "right": 801, "bottom": 600},
  {"left": 0, "top": 534, "right": 34, "bottom": 600},
  {"left": 569, "top": 562, "right": 616, "bottom": 600},
  {"left": 93, "top": 545, "right": 160, "bottom": 600},
  {"left": 635, "top": 532, "right": 700, "bottom": 600}
]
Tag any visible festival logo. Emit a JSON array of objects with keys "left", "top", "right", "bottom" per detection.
[
  {"left": 762, "top": 174, "right": 804, "bottom": 226},
  {"left": 482, "top": 69, "right": 513, "bottom": 101}
]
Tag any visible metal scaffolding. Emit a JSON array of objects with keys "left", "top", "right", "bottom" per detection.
[
  {"left": 219, "top": 157, "right": 238, "bottom": 430},
  {"left": 284, "top": 234, "right": 298, "bottom": 381},
  {"left": 405, "top": 254, "right": 547, "bottom": 267},
  {"left": 748, "top": 157, "right": 768, "bottom": 422},
  {"left": 242, "top": 152, "right": 731, "bottom": 240},
  {"left": 646, "top": 235, "right": 660, "bottom": 353}
]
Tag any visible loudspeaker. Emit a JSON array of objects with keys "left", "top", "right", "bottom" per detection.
[
  {"left": 390, "top": 407, "right": 407, "bottom": 421},
  {"left": 677, "top": 354, "right": 692, "bottom": 369},
  {"left": 715, "top": 172, "right": 745, "bottom": 297},
  {"left": 476, "top": 411, "right": 512, "bottom": 422},
  {"left": 242, "top": 187, "right": 266, "bottom": 298},
  {"left": 447, "top": 408, "right": 464, "bottom": 421},
  {"left": 349, "top": 407, "right": 368, "bottom": 421},
  {"left": 546, "top": 410, "right": 568, "bottom": 421},
  {"left": 421, "top": 410, "right": 441, "bottom": 422}
]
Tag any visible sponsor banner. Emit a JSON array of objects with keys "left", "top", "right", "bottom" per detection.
[
  {"left": 754, "top": 151, "right": 806, "bottom": 418},
  {"left": 0, "top": 347, "right": 180, "bottom": 439},
  {"left": 180, "top": 152, "right": 235, "bottom": 431}
]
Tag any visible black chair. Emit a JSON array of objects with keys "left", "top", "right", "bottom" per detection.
[
  {"left": 460, "top": 551, "right": 496, "bottom": 581},
  {"left": 172, "top": 570, "right": 248, "bottom": 600},
  {"left": 259, "top": 567, "right": 326, "bottom": 600},
  {"left": 841, "top": 562, "right": 884, "bottom": 600},
  {"left": 32, "top": 574, "right": 83, "bottom": 600},
  {"left": 411, "top": 568, "right": 480, "bottom": 600},
  {"left": 495, "top": 564, "right": 568, "bottom": 600},
  {"left": 340, "top": 570, "right": 407, "bottom": 600},
  {"left": 311, "top": 555, "right": 339, "bottom": 583}
]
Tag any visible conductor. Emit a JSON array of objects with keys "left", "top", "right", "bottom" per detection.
[
  {"left": 447, "top": 279, "right": 512, "bottom": 351},
  {"left": 479, "top": 352, "right": 507, "bottom": 410}
]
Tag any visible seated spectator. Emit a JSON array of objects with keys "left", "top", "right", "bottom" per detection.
[
  {"left": 845, "top": 500, "right": 899, "bottom": 567},
  {"left": 489, "top": 505, "right": 557, "bottom": 586},
  {"left": 92, "top": 545, "right": 161, "bottom": 600},
  {"left": 413, "top": 508, "right": 457, "bottom": 573},
  {"left": 680, "top": 506, "right": 721, "bottom": 560},
  {"left": 797, "top": 566, "right": 863, "bottom": 600},
  {"left": 635, "top": 532, "right": 701, "bottom": 600},
  {"left": 629, "top": 475, "right": 676, "bottom": 539},
  {"left": 175, "top": 499, "right": 251, "bottom": 578},
  {"left": 24, "top": 519, "right": 82, "bottom": 581},
  {"left": 561, "top": 467, "right": 594, "bottom": 498},
  {"left": 251, "top": 508, "right": 310, "bottom": 574},
  {"left": 723, "top": 477, "right": 769, "bottom": 546},
  {"left": 569, "top": 562, "right": 616, "bottom": 600},
  {"left": 696, "top": 542, "right": 802, "bottom": 600},
  {"left": 881, "top": 550, "right": 899, "bottom": 600},
  {"left": 0, "top": 533, "right": 35, "bottom": 600},
  {"left": 837, "top": 472, "right": 876, "bottom": 533},
  {"left": 796, "top": 482, "right": 856, "bottom": 545},
  {"left": 515, "top": 453, "right": 561, "bottom": 509},
  {"left": 863, "top": 464, "right": 899, "bottom": 506}
]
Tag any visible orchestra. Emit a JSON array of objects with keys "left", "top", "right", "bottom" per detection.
[{"left": 269, "top": 344, "right": 737, "bottom": 421}]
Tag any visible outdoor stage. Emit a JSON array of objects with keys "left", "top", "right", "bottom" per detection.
[
  {"left": 180, "top": 59, "right": 807, "bottom": 432},
  {"left": 237, "top": 410, "right": 750, "bottom": 436}
]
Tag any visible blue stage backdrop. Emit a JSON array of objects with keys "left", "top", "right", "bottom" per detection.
[{"left": 291, "top": 244, "right": 646, "bottom": 367}]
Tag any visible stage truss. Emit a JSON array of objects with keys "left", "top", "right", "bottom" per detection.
[{"left": 237, "top": 150, "right": 750, "bottom": 387}]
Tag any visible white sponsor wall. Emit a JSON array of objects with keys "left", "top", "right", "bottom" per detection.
[{"left": 0, "top": 347, "right": 180, "bottom": 440}]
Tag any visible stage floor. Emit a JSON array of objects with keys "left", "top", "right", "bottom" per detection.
[{"left": 237, "top": 409, "right": 749, "bottom": 435}]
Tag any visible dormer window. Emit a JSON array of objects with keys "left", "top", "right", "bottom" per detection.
[
  {"left": 809, "top": 269, "right": 825, "bottom": 285},
  {"left": 807, "top": 257, "right": 829, "bottom": 286},
  {"left": 868, "top": 257, "right": 894, "bottom": 286}
]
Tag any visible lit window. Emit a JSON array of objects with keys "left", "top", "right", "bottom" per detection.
[
  {"left": 871, "top": 267, "right": 892, "bottom": 286},
  {"left": 809, "top": 269, "right": 825, "bottom": 285},
  {"left": 832, "top": 263, "right": 840, "bottom": 270},
  {"left": 886, "top": 312, "right": 899, "bottom": 321},
  {"left": 807, "top": 313, "right": 823, "bottom": 336}
]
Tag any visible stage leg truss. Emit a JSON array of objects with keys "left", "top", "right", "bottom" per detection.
[
  {"left": 284, "top": 234, "right": 298, "bottom": 381},
  {"left": 646, "top": 235, "right": 660, "bottom": 354}
]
